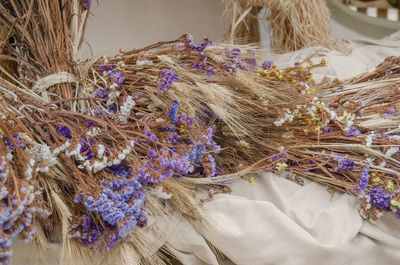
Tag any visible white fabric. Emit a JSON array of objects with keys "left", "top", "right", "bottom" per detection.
[{"left": 167, "top": 173, "right": 400, "bottom": 265}]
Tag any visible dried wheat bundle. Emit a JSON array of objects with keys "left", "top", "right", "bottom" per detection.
[
  {"left": 251, "top": 56, "right": 400, "bottom": 221},
  {"left": 223, "top": 0, "right": 342, "bottom": 53},
  {"left": 1, "top": 1, "right": 400, "bottom": 264},
  {"left": 0, "top": 1, "right": 331, "bottom": 264}
]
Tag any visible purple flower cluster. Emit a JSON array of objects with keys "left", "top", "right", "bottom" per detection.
[
  {"left": 80, "top": 137, "right": 95, "bottom": 160},
  {"left": 383, "top": 107, "right": 396, "bottom": 118},
  {"left": 355, "top": 165, "right": 370, "bottom": 193},
  {"left": 6, "top": 134, "right": 25, "bottom": 149},
  {"left": 108, "top": 71, "right": 125, "bottom": 86},
  {"left": 58, "top": 126, "right": 72, "bottom": 139},
  {"left": 206, "top": 154, "right": 217, "bottom": 177},
  {"left": 107, "top": 164, "right": 133, "bottom": 178},
  {"left": 321, "top": 126, "right": 334, "bottom": 134},
  {"left": 263, "top": 60, "right": 272, "bottom": 70},
  {"left": 186, "top": 34, "right": 215, "bottom": 53},
  {"left": 201, "top": 125, "right": 220, "bottom": 153},
  {"left": 0, "top": 157, "right": 37, "bottom": 264},
  {"left": 168, "top": 100, "right": 179, "bottom": 123},
  {"left": 169, "top": 132, "right": 180, "bottom": 144},
  {"left": 185, "top": 35, "right": 217, "bottom": 75},
  {"left": 87, "top": 121, "right": 95, "bottom": 127},
  {"left": 222, "top": 48, "right": 251, "bottom": 74},
  {"left": 137, "top": 149, "right": 194, "bottom": 183},
  {"left": 98, "top": 64, "right": 125, "bottom": 87},
  {"left": 69, "top": 215, "right": 102, "bottom": 247},
  {"left": 187, "top": 141, "right": 206, "bottom": 163},
  {"left": 158, "top": 69, "right": 180, "bottom": 92},
  {"left": 72, "top": 177, "right": 146, "bottom": 251},
  {"left": 368, "top": 186, "right": 394, "bottom": 210},
  {"left": 167, "top": 100, "right": 194, "bottom": 127},
  {"left": 144, "top": 129, "right": 159, "bottom": 143},
  {"left": 270, "top": 152, "right": 288, "bottom": 162},
  {"left": 99, "top": 64, "right": 117, "bottom": 73},
  {"left": 82, "top": 0, "right": 90, "bottom": 10},
  {"left": 149, "top": 149, "right": 157, "bottom": 160},
  {"left": 202, "top": 125, "right": 216, "bottom": 145},
  {"left": 346, "top": 127, "right": 361, "bottom": 137},
  {"left": 93, "top": 88, "right": 109, "bottom": 99},
  {"left": 332, "top": 152, "right": 355, "bottom": 171}
]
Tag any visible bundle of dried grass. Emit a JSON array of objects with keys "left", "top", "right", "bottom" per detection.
[
  {"left": 1, "top": 1, "right": 400, "bottom": 264},
  {"left": 223, "top": 0, "right": 341, "bottom": 53},
  {"left": 250, "top": 56, "right": 400, "bottom": 221},
  {"left": 0, "top": 1, "right": 325, "bottom": 264}
]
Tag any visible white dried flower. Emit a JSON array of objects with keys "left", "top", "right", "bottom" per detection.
[
  {"left": 149, "top": 186, "right": 172, "bottom": 200},
  {"left": 119, "top": 96, "right": 136, "bottom": 124}
]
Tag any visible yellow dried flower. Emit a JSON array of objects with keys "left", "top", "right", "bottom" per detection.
[
  {"left": 387, "top": 180, "right": 394, "bottom": 191},
  {"left": 275, "top": 162, "right": 288, "bottom": 172}
]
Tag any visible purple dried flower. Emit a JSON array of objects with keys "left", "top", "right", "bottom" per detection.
[
  {"left": 202, "top": 125, "right": 216, "bottom": 145},
  {"left": 187, "top": 116, "right": 194, "bottom": 126},
  {"left": 149, "top": 149, "right": 158, "bottom": 160},
  {"left": 177, "top": 113, "right": 187, "bottom": 125},
  {"left": 368, "top": 186, "right": 394, "bottom": 210},
  {"left": 263, "top": 60, "right": 272, "bottom": 70},
  {"left": 187, "top": 142, "right": 206, "bottom": 163},
  {"left": 321, "top": 126, "right": 333, "bottom": 134},
  {"left": 58, "top": 126, "right": 72, "bottom": 139},
  {"left": 270, "top": 152, "right": 288, "bottom": 161},
  {"left": 355, "top": 165, "right": 370, "bottom": 192},
  {"left": 206, "top": 154, "right": 217, "bottom": 177},
  {"left": 11, "top": 133, "right": 25, "bottom": 148},
  {"left": 74, "top": 178, "right": 146, "bottom": 249},
  {"left": 108, "top": 71, "right": 125, "bottom": 85},
  {"left": 168, "top": 100, "right": 179, "bottom": 124},
  {"left": 4, "top": 136, "right": 15, "bottom": 151},
  {"left": 87, "top": 121, "right": 95, "bottom": 127},
  {"left": 192, "top": 62, "right": 206, "bottom": 70},
  {"left": 93, "top": 88, "right": 109, "bottom": 99},
  {"left": 346, "top": 127, "right": 361, "bottom": 137},
  {"left": 186, "top": 34, "right": 214, "bottom": 53},
  {"left": 82, "top": 0, "right": 90, "bottom": 10},
  {"left": 144, "top": 130, "right": 159, "bottom": 143},
  {"left": 132, "top": 93, "right": 142, "bottom": 99},
  {"left": 206, "top": 67, "right": 217, "bottom": 76},
  {"left": 107, "top": 164, "right": 132, "bottom": 178},
  {"left": 99, "top": 65, "right": 108, "bottom": 73},
  {"left": 249, "top": 58, "right": 257, "bottom": 68},
  {"left": 158, "top": 69, "right": 180, "bottom": 92},
  {"left": 332, "top": 152, "right": 355, "bottom": 171},
  {"left": 169, "top": 132, "right": 180, "bottom": 144}
]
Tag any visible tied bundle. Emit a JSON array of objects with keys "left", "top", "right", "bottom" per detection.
[
  {"left": 253, "top": 56, "right": 400, "bottom": 221},
  {"left": 0, "top": 1, "right": 331, "bottom": 264},
  {"left": 222, "top": 0, "right": 342, "bottom": 53},
  {"left": 1, "top": 0, "right": 400, "bottom": 264},
  {"left": 0, "top": 2, "right": 238, "bottom": 264}
]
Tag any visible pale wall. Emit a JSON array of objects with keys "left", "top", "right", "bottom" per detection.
[{"left": 82, "top": 0, "right": 230, "bottom": 57}]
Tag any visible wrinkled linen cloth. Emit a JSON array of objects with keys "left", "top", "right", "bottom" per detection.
[
  {"left": 11, "top": 32, "right": 400, "bottom": 265},
  {"left": 164, "top": 32, "right": 400, "bottom": 265},
  {"left": 166, "top": 173, "right": 400, "bottom": 265}
]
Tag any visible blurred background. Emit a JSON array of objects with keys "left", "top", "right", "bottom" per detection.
[{"left": 81, "top": 0, "right": 399, "bottom": 58}]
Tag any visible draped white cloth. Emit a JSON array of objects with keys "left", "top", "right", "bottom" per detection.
[{"left": 166, "top": 173, "right": 400, "bottom": 265}]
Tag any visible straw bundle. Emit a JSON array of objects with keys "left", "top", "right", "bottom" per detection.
[
  {"left": 0, "top": 1, "right": 327, "bottom": 264},
  {"left": 0, "top": 1, "right": 400, "bottom": 264},
  {"left": 223, "top": 0, "right": 340, "bottom": 53}
]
